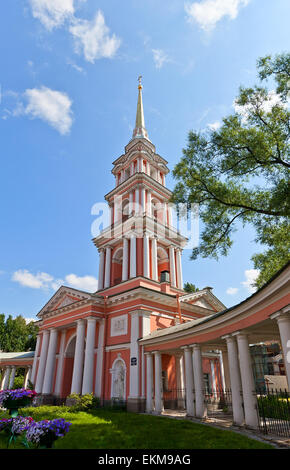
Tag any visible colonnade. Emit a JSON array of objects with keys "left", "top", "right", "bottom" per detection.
[
  {"left": 98, "top": 240, "right": 183, "bottom": 289},
  {"left": 144, "top": 309, "right": 290, "bottom": 429},
  {"left": 116, "top": 157, "right": 165, "bottom": 187},
  {"left": 33, "top": 317, "right": 101, "bottom": 396},
  {"left": 0, "top": 365, "right": 32, "bottom": 390}
]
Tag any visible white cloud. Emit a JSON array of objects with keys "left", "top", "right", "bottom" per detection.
[
  {"left": 65, "top": 274, "right": 98, "bottom": 292},
  {"left": 12, "top": 270, "right": 57, "bottom": 289},
  {"left": 69, "top": 10, "right": 121, "bottom": 63},
  {"left": 241, "top": 269, "right": 260, "bottom": 294},
  {"left": 226, "top": 287, "right": 238, "bottom": 295},
  {"left": 29, "top": 0, "right": 75, "bottom": 30},
  {"left": 234, "top": 90, "right": 287, "bottom": 123},
  {"left": 12, "top": 269, "right": 98, "bottom": 293},
  {"left": 152, "top": 49, "right": 171, "bottom": 69},
  {"left": 208, "top": 121, "right": 221, "bottom": 130},
  {"left": 23, "top": 86, "right": 73, "bottom": 135},
  {"left": 185, "top": 0, "right": 250, "bottom": 31},
  {"left": 24, "top": 317, "right": 37, "bottom": 324}
]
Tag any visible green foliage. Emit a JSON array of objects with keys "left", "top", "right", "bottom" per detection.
[
  {"left": 172, "top": 52, "right": 290, "bottom": 288},
  {"left": 0, "top": 315, "right": 38, "bottom": 352},
  {"left": 66, "top": 393, "right": 100, "bottom": 412},
  {"left": 183, "top": 282, "right": 199, "bottom": 293}
]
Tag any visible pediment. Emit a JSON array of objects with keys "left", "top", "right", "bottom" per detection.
[{"left": 37, "top": 286, "right": 93, "bottom": 317}]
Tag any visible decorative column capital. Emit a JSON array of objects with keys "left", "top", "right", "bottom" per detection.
[{"left": 190, "top": 343, "right": 201, "bottom": 351}]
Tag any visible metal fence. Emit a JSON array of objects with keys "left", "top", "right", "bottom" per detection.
[
  {"left": 256, "top": 388, "right": 290, "bottom": 437},
  {"left": 163, "top": 388, "right": 186, "bottom": 410},
  {"left": 203, "top": 389, "right": 233, "bottom": 416}
]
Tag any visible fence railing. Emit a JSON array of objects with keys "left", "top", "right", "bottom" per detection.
[
  {"left": 163, "top": 388, "right": 186, "bottom": 410},
  {"left": 256, "top": 388, "right": 290, "bottom": 437}
]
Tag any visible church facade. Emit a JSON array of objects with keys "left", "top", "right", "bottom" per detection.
[
  {"left": 2, "top": 82, "right": 288, "bottom": 426},
  {"left": 0, "top": 80, "right": 226, "bottom": 411}
]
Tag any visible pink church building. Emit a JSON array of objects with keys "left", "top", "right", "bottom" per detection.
[{"left": 1, "top": 81, "right": 289, "bottom": 428}]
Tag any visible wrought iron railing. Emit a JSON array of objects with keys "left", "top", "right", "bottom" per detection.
[
  {"left": 163, "top": 388, "right": 186, "bottom": 410},
  {"left": 256, "top": 388, "right": 290, "bottom": 437}
]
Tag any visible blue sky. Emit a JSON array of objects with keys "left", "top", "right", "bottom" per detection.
[{"left": 0, "top": 0, "right": 289, "bottom": 320}]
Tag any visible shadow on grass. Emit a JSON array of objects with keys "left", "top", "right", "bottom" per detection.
[{"left": 0, "top": 407, "right": 273, "bottom": 450}]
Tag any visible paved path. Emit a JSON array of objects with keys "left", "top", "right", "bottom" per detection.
[{"left": 159, "top": 409, "right": 290, "bottom": 449}]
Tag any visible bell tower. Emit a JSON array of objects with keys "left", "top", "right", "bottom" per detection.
[{"left": 93, "top": 78, "right": 187, "bottom": 293}]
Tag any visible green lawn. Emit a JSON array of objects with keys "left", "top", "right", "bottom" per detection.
[{"left": 0, "top": 406, "right": 273, "bottom": 449}]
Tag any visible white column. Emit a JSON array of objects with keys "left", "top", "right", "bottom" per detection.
[
  {"left": 169, "top": 246, "right": 176, "bottom": 288},
  {"left": 130, "top": 161, "right": 134, "bottom": 176},
  {"left": 143, "top": 233, "right": 150, "bottom": 278},
  {"left": 146, "top": 353, "right": 154, "bottom": 413},
  {"left": 139, "top": 157, "right": 143, "bottom": 173},
  {"left": 104, "top": 246, "right": 112, "bottom": 288},
  {"left": 168, "top": 204, "right": 172, "bottom": 226},
  {"left": 224, "top": 336, "right": 244, "bottom": 425},
  {"left": 54, "top": 329, "right": 66, "bottom": 396},
  {"left": 31, "top": 334, "right": 41, "bottom": 385},
  {"left": 23, "top": 366, "right": 32, "bottom": 389},
  {"left": 275, "top": 312, "right": 290, "bottom": 388},
  {"left": 0, "top": 369, "right": 6, "bottom": 390},
  {"left": 95, "top": 319, "right": 105, "bottom": 397},
  {"left": 130, "top": 234, "right": 136, "bottom": 278},
  {"left": 210, "top": 360, "right": 217, "bottom": 394},
  {"left": 3, "top": 367, "right": 11, "bottom": 390},
  {"left": 175, "top": 353, "right": 185, "bottom": 408},
  {"left": 122, "top": 238, "right": 129, "bottom": 281},
  {"left": 154, "top": 351, "right": 163, "bottom": 414},
  {"left": 236, "top": 332, "right": 259, "bottom": 428},
  {"left": 98, "top": 249, "right": 105, "bottom": 290},
  {"left": 192, "top": 344, "right": 206, "bottom": 418},
  {"left": 35, "top": 330, "right": 49, "bottom": 393},
  {"left": 147, "top": 191, "right": 152, "bottom": 216},
  {"left": 220, "top": 350, "right": 231, "bottom": 390},
  {"left": 176, "top": 249, "right": 183, "bottom": 289},
  {"left": 9, "top": 366, "right": 16, "bottom": 389},
  {"left": 151, "top": 237, "right": 158, "bottom": 281},
  {"left": 183, "top": 347, "right": 195, "bottom": 416},
  {"left": 141, "top": 187, "right": 146, "bottom": 214},
  {"left": 163, "top": 203, "right": 167, "bottom": 225},
  {"left": 42, "top": 328, "right": 58, "bottom": 394},
  {"left": 135, "top": 186, "right": 140, "bottom": 214},
  {"left": 82, "top": 317, "right": 97, "bottom": 395},
  {"left": 71, "top": 319, "right": 86, "bottom": 394},
  {"left": 141, "top": 312, "right": 151, "bottom": 399},
  {"left": 129, "top": 311, "right": 141, "bottom": 399}
]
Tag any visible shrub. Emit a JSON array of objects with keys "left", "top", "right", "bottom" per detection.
[{"left": 66, "top": 393, "right": 100, "bottom": 412}]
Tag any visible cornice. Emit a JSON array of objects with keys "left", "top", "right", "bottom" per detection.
[{"left": 104, "top": 173, "right": 172, "bottom": 201}]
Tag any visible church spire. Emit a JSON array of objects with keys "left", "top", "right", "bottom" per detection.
[{"left": 132, "top": 76, "right": 149, "bottom": 140}]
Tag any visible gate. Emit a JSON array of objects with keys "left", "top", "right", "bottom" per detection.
[
  {"left": 204, "top": 389, "right": 233, "bottom": 417},
  {"left": 163, "top": 388, "right": 186, "bottom": 410}
]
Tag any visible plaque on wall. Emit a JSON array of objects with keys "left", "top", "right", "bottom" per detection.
[
  {"left": 131, "top": 357, "right": 137, "bottom": 366},
  {"left": 110, "top": 314, "right": 128, "bottom": 337}
]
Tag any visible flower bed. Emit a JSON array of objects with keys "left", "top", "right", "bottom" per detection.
[
  {"left": 0, "top": 415, "right": 71, "bottom": 448},
  {"left": 0, "top": 389, "right": 37, "bottom": 416}
]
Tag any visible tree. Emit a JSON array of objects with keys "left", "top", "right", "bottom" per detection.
[
  {"left": 172, "top": 52, "right": 290, "bottom": 289},
  {"left": 183, "top": 282, "right": 199, "bottom": 293}
]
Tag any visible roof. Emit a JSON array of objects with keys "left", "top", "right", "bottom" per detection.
[
  {"left": 140, "top": 261, "right": 290, "bottom": 343},
  {"left": 0, "top": 351, "right": 35, "bottom": 360}
]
